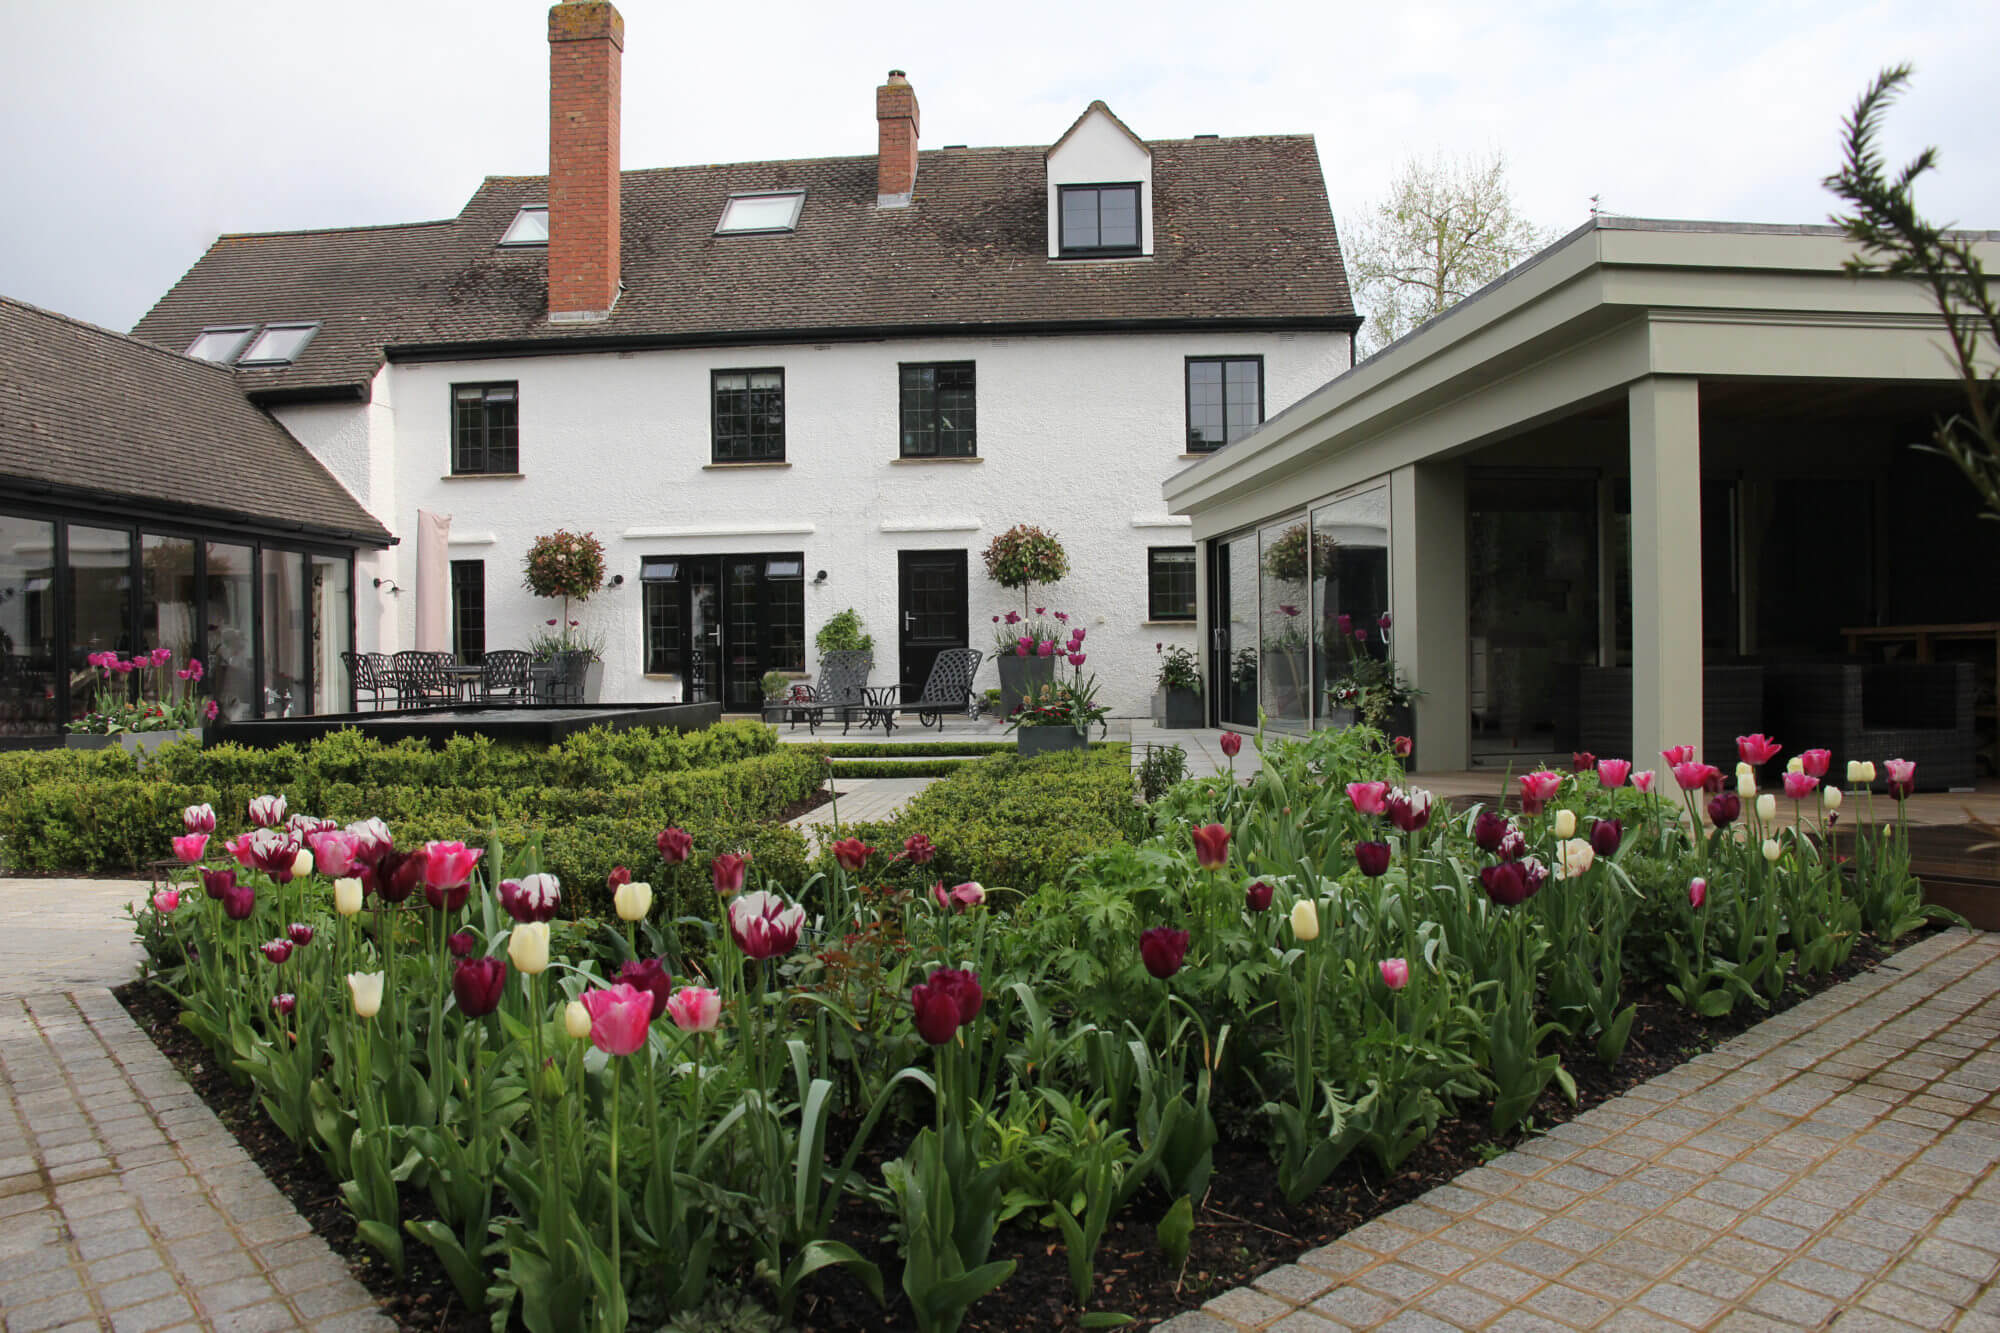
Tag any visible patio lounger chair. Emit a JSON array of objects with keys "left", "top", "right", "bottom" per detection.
[
  {"left": 479, "top": 649, "right": 534, "bottom": 703},
  {"left": 789, "top": 650, "right": 873, "bottom": 734},
  {"left": 883, "top": 647, "right": 984, "bottom": 734},
  {"left": 531, "top": 649, "right": 595, "bottom": 705}
]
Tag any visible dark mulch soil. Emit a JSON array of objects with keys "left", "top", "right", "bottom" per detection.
[{"left": 117, "top": 932, "right": 1921, "bottom": 1333}]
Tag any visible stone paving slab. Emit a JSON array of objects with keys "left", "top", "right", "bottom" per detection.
[
  {"left": 0, "top": 881, "right": 149, "bottom": 1000},
  {"left": 1160, "top": 928, "right": 2000, "bottom": 1331},
  {"left": 0, "top": 988, "right": 391, "bottom": 1332}
]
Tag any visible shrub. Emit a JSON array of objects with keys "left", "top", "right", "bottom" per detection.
[
  {"left": 982, "top": 524, "right": 1069, "bottom": 612},
  {"left": 814, "top": 609, "right": 875, "bottom": 657}
]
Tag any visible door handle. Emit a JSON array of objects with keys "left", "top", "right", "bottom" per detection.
[{"left": 904, "top": 612, "right": 916, "bottom": 632}]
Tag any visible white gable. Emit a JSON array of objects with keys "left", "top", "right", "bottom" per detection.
[{"left": 1045, "top": 103, "right": 1153, "bottom": 259}]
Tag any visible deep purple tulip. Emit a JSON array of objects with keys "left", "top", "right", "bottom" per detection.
[
  {"left": 220, "top": 884, "right": 257, "bottom": 920},
  {"left": 1245, "top": 880, "right": 1273, "bottom": 912},
  {"left": 1480, "top": 861, "right": 1535, "bottom": 907},
  {"left": 615, "top": 957, "right": 674, "bottom": 1022},
  {"left": 1355, "top": 841, "right": 1393, "bottom": 877},
  {"left": 367, "top": 849, "right": 425, "bottom": 904},
  {"left": 201, "top": 867, "right": 238, "bottom": 901},
  {"left": 1472, "top": 811, "right": 1513, "bottom": 854},
  {"left": 1139, "top": 926, "right": 1190, "bottom": 980},
  {"left": 1589, "top": 819, "right": 1623, "bottom": 857},
  {"left": 1707, "top": 792, "right": 1741, "bottom": 828},
  {"left": 447, "top": 931, "right": 474, "bottom": 958},
  {"left": 451, "top": 956, "right": 507, "bottom": 1019}
]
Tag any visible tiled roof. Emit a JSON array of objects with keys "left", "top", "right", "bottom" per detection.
[
  {"left": 0, "top": 296, "right": 391, "bottom": 545},
  {"left": 130, "top": 135, "right": 1356, "bottom": 398}
]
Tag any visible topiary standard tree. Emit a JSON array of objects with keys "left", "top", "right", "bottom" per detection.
[
  {"left": 522, "top": 529, "right": 607, "bottom": 651},
  {"left": 982, "top": 524, "right": 1069, "bottom": 617}
]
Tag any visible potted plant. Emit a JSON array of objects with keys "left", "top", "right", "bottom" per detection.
[
  {"left": 65, "top": 648, "right": 215, "bottom": 754},
  {"left": 1151, "top": 642, "right": 1204, "bottom": 728},
  {"left": 814, "top": 608, "right": 875, "bottom": 662},
  {"left": 522, "top": 529, "right": 607, "bottom": 701},
  {"left": 983, "top": 524, "right": 1069, "bottom": 716},
  {"left": 759, "top": 669, "right": 804, "bottom": 725},
  {"left": 1324, "top": 611, "right": 1421, "bottom": 763},
  {"left": 1007, "top": 626, "right": 1106, "bottom": 756}
]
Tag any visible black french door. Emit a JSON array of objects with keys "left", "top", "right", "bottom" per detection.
[
  {"left": 1210, "top": 533, "right": 1259, "bottom": 727},
  {"left": 897, "top": 550, "right": 967, "bottom": 702},
  {"left": 647, "top": 553, "right": 805, "bottom": 710}
]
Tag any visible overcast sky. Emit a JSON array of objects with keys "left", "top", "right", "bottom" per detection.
[{"left": 3, "top": 0, "right": 1994, "bottom": 334}]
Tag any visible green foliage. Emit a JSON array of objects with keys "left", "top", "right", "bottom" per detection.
[
  {"left": 814, "top": 609, "right": 875, "bottom": 656},
  {"left": 1136, "top": 744, "right": 1188, "bottom": 804},
  {"left": 1153, "top": 644, "right": 1202, "bottom": 695},
  {"left": 981, "top": 525, "right": 1069, "bottom": 603},
  {"left": 819, "top": 741, "right": 1015, "bottom": 758},
  {"left": 522, "top": 528, "right": 607, "bottom": 602}
]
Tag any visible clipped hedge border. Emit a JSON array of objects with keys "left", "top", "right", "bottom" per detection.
[
  {"left": 829, "top": 760, "right": 974, "bottom": 779},
  {"left": 816, "top": 740, "right": 1017, "bottom": 758}
]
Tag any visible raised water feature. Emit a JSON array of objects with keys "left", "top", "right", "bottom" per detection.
[{"left": 218, "top": 702, "right": 721, "bottom": 749}]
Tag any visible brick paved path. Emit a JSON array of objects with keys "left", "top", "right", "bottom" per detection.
[
  {"left": 1163, "top": 928, "right": 2000, "bottom": 1332},
  {"left": 0, "top": 988, "right": 389, "bottom": 1332}
]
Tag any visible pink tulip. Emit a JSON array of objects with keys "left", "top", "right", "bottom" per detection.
[
  {"left": 1632, "top": 770, "right": 1656, "bottom": 794},
  {"left": 1037, "top": 640, "right": 1056, "bottom": 658},
  {"left": 1347, "top": 781, "right": 1390, "bottom": 815},
  {"left": 1782, "top": 772, "right": 1820, "bottom": 801},
  {"left": 423, "top": 841, "right": 483, "bottom": 893},
  {"left": 1597, "top": 758, "right": 1632, "bottom": 788},
  {"left": 172, "top": 833, "right": 208, "bottom": 863},
  {"left": 152, "top": 888, "right": 180, "bottom": 914},
  {"left": 1517, "top": 770, "right": 1562, "bottom": 815},
  {"left": 579, "top": 983, "right": 653, "bottom": 1056},
  {"left": 666, "top": 986, "right": 722, "bottom": 1033},
  {"left": 247, "top": 794, "right": 287, "bottom": 828},
  {"left": 711, "top": 851, "right": 750, "bottom": 895},
  {"left": 1661, "top": 745, "right": 1696, "bottom": 767},
  {"left": 1798, "top": 748, "right": 1832, "bottom": 779},
  {"left": 1191, "top": 823, "right": 1231, "bottom": 870},
  {"left": 1673, "top": 761, "right": 1720, "bottom": 792},
  {"left": 1884, "top": 758, "right": 1916, "bottom": 799},
  {"left": 1068, "top": 652, "right": 1087, "bottom": 667},
  {"left": 931, "top": 881, "right": 985, "bottom": 912},
  {"left": 728, "top": 890, "right": 805, "bottom": 959},
  {"left": 1689, "top": 877, "right": 1708, "bottom": 909},
  {"left": 1379, "top": 958, "right": 1409, "bottom": 990},
  {"left": 203, "top": 700, "right": 218, "bottom": 721},
  {"left": 1737, "top": 733, "right": 1782, "bottom": 765},
  {"left": 306, "top": 831, "right": 358, "bottom": 878},
  {"left": 1219, "top": 732, "right": 1242, "bottom": 758}
]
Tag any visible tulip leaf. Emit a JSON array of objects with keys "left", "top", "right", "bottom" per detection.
[
  {"left": 917, "top": 1259, "right": 1016, "bottom": 1320},
  {"left": 405, "top": 1219, "right": 489, "bottom": 1307}
]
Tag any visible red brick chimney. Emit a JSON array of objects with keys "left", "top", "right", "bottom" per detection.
[
  {"left": 876, "top": 70, "right": 920, "bottom": 208},
  {"left": 547, "top": 1, "right": 623, "bottom": 322}
]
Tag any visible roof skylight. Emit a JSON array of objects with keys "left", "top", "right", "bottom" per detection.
[
  {"left": 239, "top": 322, "right": 319, "bottom": 366},
  {"left": 185, "top": 326, "right": 254, "bottom": 363},
  {"left": 716, "top": 192, "right": 805, "bottom": 235},
  {"left": 499, "top": 206, "right": 549, "bottom": 247}
]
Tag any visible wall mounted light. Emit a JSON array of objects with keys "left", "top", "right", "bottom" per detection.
[
  {"left": 373, "top": 577, "right": 402, "bottom": 595},
  {"left": 813, "top": 570, "right": 828, "bottom": 585},
  {"left": 609, "top": 573, "right": 625, "bottom": 588}
]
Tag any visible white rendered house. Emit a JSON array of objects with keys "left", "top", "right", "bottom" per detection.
[{"left": 133, "top": 1, "right": 1358, "bottom": 718}]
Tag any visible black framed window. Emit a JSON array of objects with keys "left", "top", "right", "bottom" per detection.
[
  {"left": 450, "top": 560, "right": 485, "bottom": 662},
  {"left": 641, "top": 557, "right": 683, "bottom": 675},
  {"left": 452, "top": 383, "right": 519, "bottom": 475},
  {"left": 1186, "top": 357, "right": 1263, "bottom": 452},
  {"left": 711, "top": 369, "right": 785, "bottom": 462},
  {"left": 1059, "top": 183, "right": 1141, "bottom": 256},
  {"left": 899, "top": 363, "right": 977, "bottom": 458},
  {"left": 1148, "top": 546, "right": 1198, "bottom": 621}
]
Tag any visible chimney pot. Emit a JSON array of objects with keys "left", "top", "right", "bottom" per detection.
[
  {"left": 875, "top": 70, "right": 920, "bottom": 208},
  {"left": 547, "top": 1, "right": 623, "bottom": 322}
]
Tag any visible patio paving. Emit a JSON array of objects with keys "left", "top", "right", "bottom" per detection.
[{"left": 1160, "top": 927, "right": 2000, "bottom": 1332}]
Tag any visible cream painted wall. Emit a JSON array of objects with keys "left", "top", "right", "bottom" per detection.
[{"left": 1044, "top": 108, "right": 1153, "bottom": 258}]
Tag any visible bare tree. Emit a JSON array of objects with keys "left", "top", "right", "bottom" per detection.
[
  {"left": 1345, "top": 151, "right": 1557, "bottom": 356},
  {"left": 1824, "top": 65, "right": 2000, "bottom": 520}
]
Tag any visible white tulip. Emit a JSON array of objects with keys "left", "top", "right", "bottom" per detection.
[
  {"left": 508, "top": 922, "right": 550, "bottom": 975},
  {"left": 1762, "top": 838, "right": 1783, "bottom": 863},
  {"left": 1552, "top": 809, "right": 1577, "bottom": 839},
  {"left": 1290, "top": 898, "right": 1319, "bottom": 942},
  {"left": 333, "top": 877, "right": 364, "bottom": 917},
  {"left": 1785, "top": 756, "right": 1804, "bottom": 774},
  {"left": 1756, "top": 794, "right": 1776, "bottom": 822},
  {"left": 347, "top": 971, "right": 384, "bottom": 1019},
  {"left": 292, "top": 849, "right": 315, "bottom": 879},
  {"left": 1824, "top": 786, "right": 1843, "bottom": 812},
  {"left": 1558, "top": 838, "right": 1594, "bottom": 878},
  {"left": 565, "top": 999, "right": 592, "bottom": 1040},
  {"left": 1738, "top": 773, "right": 1757, "bottom": 799},
  {"left": 614, "top": 880, "right": 653, "bottom": 922}
]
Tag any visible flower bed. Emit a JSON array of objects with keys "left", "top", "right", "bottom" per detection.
[{"left": 128, "top": 724, "right": 1946, "bottom": 1331}]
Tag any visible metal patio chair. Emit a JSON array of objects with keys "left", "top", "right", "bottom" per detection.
[
  {"left": 479, "top": 649, "right": 534, "bottom": 703},
  {"left": 340, "top": 651, "right": 390, "bottom": 712},
  {"left": 790, "top": 650, "right": 873, "bottom": 734},
  {"left": 391, "top": 650, "right": 455, "bottom": 709},
  {"left": 887, "top": 647, "right": 984, "bottom": 733}
]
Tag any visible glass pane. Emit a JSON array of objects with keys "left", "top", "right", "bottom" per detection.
[
  {"left": 242, "top": 325, "right": 314, "bottom": 364},
  {"left": 1099, "top": 187, "right": 1138, "bottom": 246},
  {"left": 310, "top": 554, "right": 351, "bottom": 714},
  {"left": 262, "top": 549, "right": 306, "bottom": 717},
  {"left": 1218, "top": 532, "right": 1260, "bottom": 727},
  {"left": 186, "top": 328, "right": 250, "bottom": 362},
  {"left": 718, "top": 194, "right": 801, "bottom": 232},
  {"left": 67, "top": 525, "right": 132, "bottom": 724},
  {"left": 204, "top": 543, "right": 255, "bottom": 722},
  {"left": 1311, "top": 487, "right": 1391, "bottom": 727},
  {"left": 1061, "top": 191, "right": 1098, "bottom": 249},
  {"left": 0, "top": 515, "right": 59, "bottom": 738},
  {"left": 1467, "top": 476, "right": 1599, "bottom": 762},
  {"left": 767, "top": 554, "right": 805, "bottom": 673},
  {"left": 141, "top": 534, "right": 197, "bottom": 714},
  {"left": 1258, "top": 516, "right": 1312, "bottom": 728},
  {"left": 500, "top": 207, "right": 548, "bottom": 245}
]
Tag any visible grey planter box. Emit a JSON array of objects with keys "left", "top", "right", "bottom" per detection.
[
  {"left": 65, "top": 727, "right": 202, "bottom": 757},
  {"left": 1152, "top": 686, "right": 1204, "bottom": 728},
  {"left": 996, "top": 654, "right": 1055, "bottom": 718},
  {"left": 1017, "top": 725, "right": 1089, "bottom": 758}
]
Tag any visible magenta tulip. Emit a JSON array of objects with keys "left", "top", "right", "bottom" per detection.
[
  {"left": 306, "top": 831, "right": 358, "bottom": 878},
  {"left": 1661, "top": 744, "right": 1697, "bottom": 767},
  {"left": 1673, "top": 762, "right": 1721, "bottom": 792},
  {"left": 1139, "top": 926, "right": 1190, "bottom": 980},
  {"left": 1245, "top": 880, "right": 1273, "bottom": 912},
  {"left": 1068, "top": 652, "right": 1087, "bottom": 667},
  {"left": 1737, "top": 733, "right": 1782, "bottom": 766},
  {"left": 1472, "top": 811, "right": 1512, "bottom": 853},
  {"left": 1589, "top": 819, "right": 1622, "bottom": 857},
  {"left": 1884, "top": 758, "right": 1916, "bottom": 798},
  {"left": 1798, "top": 748, "right": 1832, "bottom": 778},
  {"left": 1355, "top": 841, "right": 1392, "bottom": 877},
  {"left": 1384, "top": 788, "right": 1433, "bottom": 833},
  {"left": 452, "top": 956, "right": 507, "bottom": 1018},
  {"left": 728, "top": 890, "right": 804, "bottom": 959},
  {"left": 1597, "top": 758, "right": 1632, "bottom": 788},
  {"left": 423, "top": 841, "right": 483, "bottom": 899},
  {"left": 1688, "top": 877, "right": 1708, "bottom": 909},
  {"left": 498, "top": 873, "right": 562, "bottom": 923},
  {"left": 667, "top": 986, "right": 721, "bottom": 1032},
  {"left": 1347, "top": 781, "right": 1390, "bottom": 815},
  {"left": 447, "top": 931, "right": 474, "bottom": 958},
  {"left": 172, "top": 833, "right": 208, "bottom": 863},
  {"left": 1219, "top": 732, "right": 1242, "bottom": 758},
  {"left": 1337, "top": 613, "right": 1353, "bottom": 635},
  {"left": 831, "top": 838, "right": 872, "bottom": 873},
  {"left": 220, "top": 884, "right": 256, "bottom": 920},
  {"left": 1572, "top": 751, "right": 1597, "bottom": 774},
  {"left": 286, "top": 922, "right": 314, "bottom": 947},
  {"left": 1191, "top": 823, "right": 1230, "bottom": 870},
  {"left": 615, "top": 957, "right": 674, "bottom": 1021},
  {"left": 903, "top": 833, "right": 936, "bottom": 865},
  {"left": 1037, "top": 640, "right": 1056, "bottom": 658},
  {"left": 711, "top": 851, "right": 750, "bottom": 895},
  {"left": 260, "top": 938, "right": 293, "bottom": 965},
  {"left": 182, "top": 804, "right": 216, "bottom": 834},
  {"left": 580, "top": 983, "right": 653, "bottom": 1056},
  {"left": 1379, "top": 958, "right": 1410, "bottom": 990},
  {"left": 655, "top": 826, "right": 694, "bottom": 865},
  {"left": 152, "top": 888, "right": 180, "bottom": 914},
  {"left": 1517, "top": 770, "right": 1562, "bottom": 815},
  {"left": 1782, "top": 772, "right": 1820, "bottom": 801}
]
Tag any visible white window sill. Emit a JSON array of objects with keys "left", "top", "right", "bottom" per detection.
[
  {"left": 890, "top": 455, "right": 982, "bottom": 465},
  {"left": 441, "top": 472, "right": 526, "bottom": 480},
  {"left": 1142, "top": 620, "right": 1198, "bottom": 627},
  {"left": 703, "top": 461, "right": 791, "bottom": 470}
]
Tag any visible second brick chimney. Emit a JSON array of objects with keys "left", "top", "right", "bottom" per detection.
[
  {"left": 547, "top": 1, "right": 623, "bottom": 322},
  {"left": 876, "top": 70, "right": 920, "bottom": 208}
]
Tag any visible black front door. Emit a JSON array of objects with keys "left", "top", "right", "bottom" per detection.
[
  {"left": 1211, "top": 532, "right": 1259, "bottom": 727},
  {"left": 898, "top": 550, "right": 967, "bottom": 702}
]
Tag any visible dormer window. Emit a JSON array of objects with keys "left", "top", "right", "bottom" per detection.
[
  {"left": 499, "top": 206, "right": 549, "bottom": 247},
  {"left": 239, "top": 322, "right": 319, "bottom": 366},
  {"left": 1058, "top": 184, "right": 1141, "bottom": 256},
  {"left": 716, "top": 192, "right": 804, "bottom": 235},
  {"left": 185, "top": 326, "right": 254, "bottom": 363}
]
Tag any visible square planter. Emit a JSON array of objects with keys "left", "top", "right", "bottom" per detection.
[
  {"left": 65, "top": 727, "right": 202, "bottom": 757},
  {"left": 1016, "top": 725, "right": 1089, "bottom": 758},
  {"left": 1152, "top": 686, "right": 1205, "bottom": 729},
  {"left": 996, "top": 655, "right": 1055, "bottom": 719}
]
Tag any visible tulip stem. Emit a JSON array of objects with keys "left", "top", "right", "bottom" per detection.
[{"left": 608, "top": 1056, "right": 623, "bottom": 1317}]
